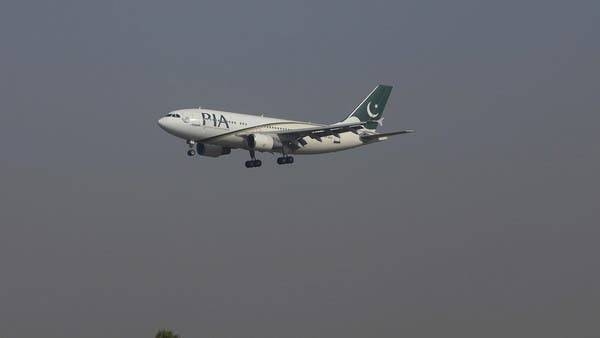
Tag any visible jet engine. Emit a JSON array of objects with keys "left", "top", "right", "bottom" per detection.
[
  {"left": 196, "top": 143, "right": 231, "bottom": 157},
  {"left": 246, "top": 133, "right": 282, "bottom": 152}
]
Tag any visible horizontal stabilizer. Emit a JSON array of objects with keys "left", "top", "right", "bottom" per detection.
[{"left": 360, "top": 129, "right": 414, "bottom": 141}]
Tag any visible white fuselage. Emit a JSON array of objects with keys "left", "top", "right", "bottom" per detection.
[{"left": 158, "top": 108, "right": 366, "bottom": 155}]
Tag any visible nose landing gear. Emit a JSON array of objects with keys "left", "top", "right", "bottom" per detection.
[{"left": 186, "top": 140, "right": 196, "bottom": 157}]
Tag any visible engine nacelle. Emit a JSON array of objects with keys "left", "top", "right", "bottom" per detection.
[
  {"left": 246, "top": 133, "right": 282, "bottom": 152},
  {"left": 196, "top": 143, "right": 231, "bottom": 157}
]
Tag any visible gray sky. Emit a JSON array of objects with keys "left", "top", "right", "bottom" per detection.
[{"left": 1, "top": 0, "right": 599, "bottom": 337}]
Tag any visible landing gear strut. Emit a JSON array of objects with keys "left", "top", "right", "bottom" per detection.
[{"left": 245, "top": 150, "right": 262, "bottom": 168}]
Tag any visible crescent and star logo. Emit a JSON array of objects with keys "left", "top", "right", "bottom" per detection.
[{"left": 366, "top": 102, "right": 380, "bottom": 118}]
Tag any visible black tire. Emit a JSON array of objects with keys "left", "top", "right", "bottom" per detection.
[
  {"left": 277, "top": 157, "right": 285, "bottom": 165},
  {"left": 187, "top": 149, "right": 196, "bottom": 156},
  {"left": 254, "top": 159, "right": 262, "bottom": 167},
  {"left": 245, "top": 160, "right": 253, "bottom": 168},
  {"left": 286, "top": 156, "right": 294, "bottom": 164}
]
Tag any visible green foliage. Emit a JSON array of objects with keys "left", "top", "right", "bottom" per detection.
[{"left": 155, "top": 329, "right": 180, "bottom": 338}]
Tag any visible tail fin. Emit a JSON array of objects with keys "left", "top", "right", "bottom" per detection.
[{"left": 342, "top": 84, "right": 392, "bottom": 130}]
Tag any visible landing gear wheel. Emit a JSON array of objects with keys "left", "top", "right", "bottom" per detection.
[
  {"left": 187, "top": 149, "right": 196, "bottom": 156},
  {"left": 245, "top": 159, "right": 262, "bottom": 168},
  {"left": 277, "top": 156, "right": 294, "bottom": 165}
]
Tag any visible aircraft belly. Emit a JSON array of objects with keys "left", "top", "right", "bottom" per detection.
[{"left": 170, "top": 124, "right": 365, "bottom": 155}]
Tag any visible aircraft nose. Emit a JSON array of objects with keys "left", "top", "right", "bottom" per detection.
[{"left": 157, "top": 117, "right": 168, "bottom": 130}]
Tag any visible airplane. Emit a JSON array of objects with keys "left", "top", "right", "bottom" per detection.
[{"left": 157, "top": 84, "right": 414, "bottom": 168}]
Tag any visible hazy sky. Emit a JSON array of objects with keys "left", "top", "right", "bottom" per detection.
[{"left": 1, "top": 1, "right": 599, "bottom": 337}]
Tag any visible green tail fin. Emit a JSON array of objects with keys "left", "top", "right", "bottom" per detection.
[{"left": 342, "top": 84, "right": 392, "bottom": 130}]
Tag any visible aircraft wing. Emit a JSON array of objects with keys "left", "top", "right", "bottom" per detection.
[{"left": 273, "top": 121, "right": 368, "bottom": 141}]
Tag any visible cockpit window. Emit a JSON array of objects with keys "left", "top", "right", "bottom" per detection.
[{"left": 166, "top": 113, "right": 181, "bottom": 118}]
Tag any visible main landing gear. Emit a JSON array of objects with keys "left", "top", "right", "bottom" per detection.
[
  {"left": 277, "top": 156, "right": 294, "bottom": 165},
  {"left": 244, "top": 150, "right": 295, "bottom": 168},
  {"left": 277, "top": 147, "right": 294, "bottom": 165},
  {"left": 245, "top": 150, "right": 262, "bottom": 168}
]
